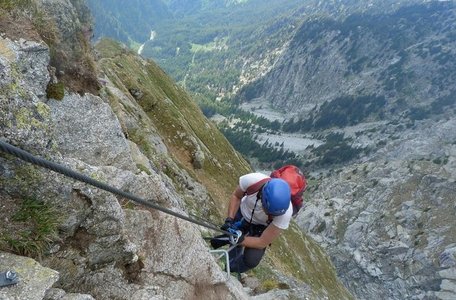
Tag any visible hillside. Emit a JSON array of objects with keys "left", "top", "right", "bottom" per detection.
[
  {"left": 87, "top": 0, "right": 456, "bottom": 171},
  {"left": 89, "top": 0, "right": 307, "bottom": 100},
  {"left": 90, "top": 0, "right": 430, "bottom": 102},
  {"left": 0, "top": 1, "right": 352, "bottom": 299},
  {"left": 234, "top": 1, "right": 456, "bottom": 299},
  {"left": 239, "top": 1, "right": 456, "bottom": 119},
  {"left": 62, "top": 0, "right": 456, "bottom": 299},
  {"left": 233, "top": 1, "right": 456, "bottom": 168}
]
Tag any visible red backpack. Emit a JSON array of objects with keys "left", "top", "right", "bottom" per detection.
[{"left": 245, "top": 165, "right": 307, "bottom": 217}]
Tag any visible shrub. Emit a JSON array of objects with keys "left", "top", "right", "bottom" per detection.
[
  {"left": 261, "top": 279, "right": 280, "bottom": 292},
  {"left": 46, "top": 82, "right": 65, "bottom": 100}
]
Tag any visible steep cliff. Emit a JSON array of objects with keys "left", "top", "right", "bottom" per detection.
[
  {"left": 0, "top": 8, "right": 247, "bottom": 300},
  {"left": 298, "top": 117, "right": 456, "bottom": 299},
  {"left": 0, "top": 1, "right": 352, "bottom": 299},
  {"left": 0, "top": 1, "right": 245, "bottom": 299},
  {"left": 231, "top": 1, "right": 456, "bottom": 299}
]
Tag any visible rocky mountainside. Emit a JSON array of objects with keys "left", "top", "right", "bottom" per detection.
[
  {"left": 62, "top": 0, "right": 456, "bottom": 299},
  {"left": 87, "top": 0, "right": 171, "bottom": 45},
  {"left": 89, "top": 0, "right": 432, "bottom": 103},
  {"left": 233, "top": 1, "right": 456, "bottom": 299},
  {"left": 231, "top": 1, "right": 456, "bottom": 170},
  {"left": 297, "top": 116, "right": 456, "bottom": 299},
  {"left": 0, "top": 1, "right": 352, "bottom": 299},
  {"left": 239, "top": 1, "right": 456, "bottom": 120}
]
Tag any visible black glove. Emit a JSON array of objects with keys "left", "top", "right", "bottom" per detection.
[
  {"left": 210, "top": 234, "right": 230, "bottom": 249},
  {"left": 220, "top": 217, "right": 234, "bottom": 231}
]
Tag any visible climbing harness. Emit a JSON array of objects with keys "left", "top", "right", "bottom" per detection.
[
  {"left": 0, "top": 270, "right": 18, "bottom": 287},
  {"left": 0, "top": 140, "right": 235, "bottom": 237}
]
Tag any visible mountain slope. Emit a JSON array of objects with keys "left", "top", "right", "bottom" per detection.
[
  {"left": 0, "top": 1, "right": 352, "bottom": 299},
  {"left": 73, "top": 1, "right": 456, "bottom": 298},
  {"left": 229, "top": 1, "right": 456, "bottom": 299},
  {"left": 89, "top": 0, "right": 432, "bottom": 103},
  {"left": 238, "top": 1, "right": 456, "bottom": 123},
  {"left": 87, "top": 0, "right": 171, "bottom": 46},
  {"left": 95, "top": 38, "right": 250, "bottom": 218},
  {"left": 298, "top": 116, "right": 456, "bottom": 299},
  {"left": 95, "top": 38, "right": 353, "bottom": 299}
]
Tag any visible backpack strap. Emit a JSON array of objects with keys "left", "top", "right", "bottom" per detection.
[
  {"left": 249, "top": 194, "right": 274, "bottom": 226},
  {"left": 244, "top": 177, "right": 273, "bottom": 226},
  {"left": 245, "top": 177, "right": 271, "bottom": 195}
]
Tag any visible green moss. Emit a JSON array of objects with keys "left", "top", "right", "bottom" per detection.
[
  {"left": 15, "top": 106, "right": 48, "bottom": 130},
  {"left": 36, "top": 102, "right": 51, "bottom": 118},
  {"left": 261, "top": 279, "right": 281, "bottom": 292},
  {"left": 128, "top": 129, "right": 155, "bottom": 158},
  {"left": 1, "top": 63, "right": 29, "bottom": 98},
  {"left": 46, "top": 82, "right": 65, "bottom": 100},
  {"left": 15, "top": 108, "right": 32, "bottom": 129},
  {"left": 121, "top": 201, "right": 136, "bottom": 210},
  {"left": 2, "top": 164, "right": 45, "bottom": 202}
]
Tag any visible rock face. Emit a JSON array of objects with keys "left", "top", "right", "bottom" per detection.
[
  {"left": 1, "top": 2, "right": 357, "bottom": 299},
  {"left": 0, "top": 31, "right": 246, "bottom": 300},
  {"left": 0, "top": 252, "right": 59, "bottom": 300},
  {"left": 298, "top": 117, "right": 456, "bottom": 299},
  {"left": 49, "top": 93, "right": 136, "bottom": 171}
]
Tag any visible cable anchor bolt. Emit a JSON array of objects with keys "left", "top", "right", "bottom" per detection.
[{"left": 0, "top": 270, "right": 19, "bottom": 288}]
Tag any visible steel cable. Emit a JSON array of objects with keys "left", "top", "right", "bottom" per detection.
[{"left": 0, "top": 140, "right": 234, "bottom": 236}]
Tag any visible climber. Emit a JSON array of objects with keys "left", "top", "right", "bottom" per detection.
[{"left": 211, "top": 172, "right": 292, "bottom": 273}]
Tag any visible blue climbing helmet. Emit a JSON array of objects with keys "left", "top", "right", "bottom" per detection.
[{"left": 261, "top": 178, "right": 291, "bottom": 216}]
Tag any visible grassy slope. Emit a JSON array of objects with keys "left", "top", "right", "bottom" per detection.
[
  {"left": 266, "top": 223, "right": 353, "bottom": 299},
  {"left": 95, "top": 39, "right": 352, "bottom": 299},
  {"left": 96, "top": 38, "right": 250, "bottom": 212}
]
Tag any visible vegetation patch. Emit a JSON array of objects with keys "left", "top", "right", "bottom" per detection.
[
  {"left": 264, "top": 222, "right": 353, "bottom": 299},
  {"left": 1, "top": 0, "right": 99, "bottom": 95},
  {"left": 0, "top": 0, "right": 32, "bottom": 11},
  {"left": 136, "top": 163, "right": 152, "bottom": 175},
  {"left": 46, "top": 82, "right": 65, "bottom": 100},
  {"left": 407, "top": 90, "right": 456, "bottom": 121},
  {"left": 283, "top": 95, "right": 387, "bottom": 132},
  {"left": 0, "top": 197, "right": 60, "bottom": 258},
  {"left": 307, "top": 132, "right": 364, "bottom": 167},
  {"left": 219, "top": 122, "right": 301, "bottom": 169}
]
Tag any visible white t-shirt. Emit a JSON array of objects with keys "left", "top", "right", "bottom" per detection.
[{"left": 239, "top": 172, "right": 292, "bottom": 230}]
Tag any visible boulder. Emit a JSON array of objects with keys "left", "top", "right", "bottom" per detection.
[{"left": 0, "top": 252, "right": 58, "bottom": 300}]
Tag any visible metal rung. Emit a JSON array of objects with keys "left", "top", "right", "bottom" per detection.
[{"left": 209, "top": 249, "right": 231, "bottom": 280}]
